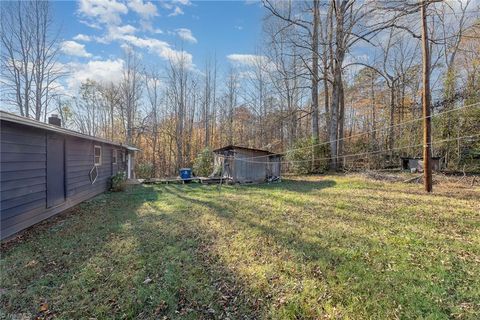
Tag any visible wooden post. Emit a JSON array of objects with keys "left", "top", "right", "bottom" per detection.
[{"left": 421, "top": 1, "right": 433, "bottom": 192}]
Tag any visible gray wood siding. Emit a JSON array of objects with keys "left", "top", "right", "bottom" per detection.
[
  {"left": 1, "top": 120, "right": 129, "bottom": 240},
  {"left": 1, "top": 122, "right": 47, "bottom": 236},
  {"left": 64, "top": 137, "right": 125, "bottom": 198},
  {"left": 233, "top": 149, "right": 268, "bottom": 183}
]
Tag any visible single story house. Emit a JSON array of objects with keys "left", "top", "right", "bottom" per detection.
[
  {"left": 400, "top": 157, "right": 442, "bottom": 172},
  {"left": 212, "top": 145, "right": 282, "bottom": 183},
  {"left": 0, "top": 111, "right": 139, "bottom": 240}
]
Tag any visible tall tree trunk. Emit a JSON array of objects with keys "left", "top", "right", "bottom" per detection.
[
  {"left": 204, "top": 60, "right": 210, "bottom": 148},
  {"left": 311, "top": 0, "right": 320, "bottom": 143},
  {"left": 329, "top": 66, "right": 341, "bottom": 170},
  {"left": 323, "top": 59, "right": 330, "bottom": 139},
  {"left": 328, "top": 0, "right": 346, "bottom": 171},
  {"left": 337, "top": 79, "right": 345, "bottom": 168},
  {"left": 370, "top": 73, "right": 376, "bottom": 144},
  {"left": 388, "top": 84, "right": 395, "bottom": 151}
]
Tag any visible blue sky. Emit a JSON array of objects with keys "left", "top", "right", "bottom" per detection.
[{"left": 53, "top": 0, "right": 265, "bottom": 94}]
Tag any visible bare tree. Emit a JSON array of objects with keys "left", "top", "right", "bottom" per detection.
[
  {"left": 202, "top": 56, "right": 217, "bottom": 148},
  {"left": 145, "top": 69, "right": 162, "bottom": 176},
  {"left": 225, "top": 67, "right": 239, "bottom": 145},
  {"left": 263, "top": 0, "right": 321, "bottom": 144},
  {"left": 31, "top": 0, "right": 62, "bottom": 121},
  {"left": 1, "top": 0, "right": 61, "bottom": 120},
  {"left": 101, "top": 83, "right": 121, "bottom": 141},
  {"left": 165, "top": 52, "right": 190, "bottom": 170},
  {"left": 264, "top": 15, "right": 306, "bottom": 147},
  {"left": 120, "top": 49, "right": 142, "bottom": 145},
  {"left": 1, "top": 1, "right": 34, "bottom": 117}
]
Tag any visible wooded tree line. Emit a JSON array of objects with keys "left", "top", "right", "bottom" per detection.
[
  {"left": 1, "top": 0, "right": 479, "bottom": 177},
  {"left": 1, "top": 0, "right": 62, "bottom": 121}
]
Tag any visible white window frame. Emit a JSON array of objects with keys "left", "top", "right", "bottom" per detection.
[
  {"left": 94, "top": 145, "right": 102, "bottom": 166},
  {"left": 112, "top": 149, "right": 117, "bottom": 164}
]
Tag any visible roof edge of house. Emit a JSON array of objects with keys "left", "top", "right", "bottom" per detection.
[
  {"left": 212, "top": 144, "right": 282, "bottom": 156},
  {"left": 0, "top": 110, "right": 139, "bottom": 151}
]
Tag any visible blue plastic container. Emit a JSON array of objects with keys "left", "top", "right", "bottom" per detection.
[{"left": 179, "top": 168, "right": 192, "bottom": 180}]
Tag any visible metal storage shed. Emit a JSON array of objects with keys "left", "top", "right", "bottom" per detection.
[
  {"left": 400, "top": 157, "right": 442, "bottom": 172},
  {"left": 212, "top": 145, "right": 282, "bottom": 183},
  {"left": 0, "top": 111, "right": 138, "bottom": 240}
]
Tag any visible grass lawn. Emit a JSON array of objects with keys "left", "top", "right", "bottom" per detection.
[{"left": 1, "top": 175, "right": 479, "bottom": 319}]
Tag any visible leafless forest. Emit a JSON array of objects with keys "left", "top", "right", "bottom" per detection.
[{"left": 1, "top": 0, "right": 479, "bottom": 177}]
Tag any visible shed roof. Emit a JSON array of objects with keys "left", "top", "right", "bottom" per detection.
[
  {"left": 213, "top": 145, "right": 281, "bottom": 156},
  {"left": 0, "top": 110, "right": 138, "bottom": 150}
]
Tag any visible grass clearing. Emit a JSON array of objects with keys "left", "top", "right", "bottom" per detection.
[{"left": 1, "top": 175, "right": 479, "bottom": 319}]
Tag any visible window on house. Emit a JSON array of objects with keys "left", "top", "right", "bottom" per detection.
[
  {"left": 122, "top": 151, "right": 126, "bottom": 162},
  {"left": 112, "top": 149, "right": 117, "bottom": 164},
  {"left": 94, "top": 145, "right": 102, "bottom": 166}
]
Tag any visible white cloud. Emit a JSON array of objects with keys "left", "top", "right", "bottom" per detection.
[
  {"left": 227, "top": 54, "right": 269, "bottom": 66},
  {"left": 66, "top": 59, "right": 125, "bottom": 91},
  {"left": 78, "top": 19, "right": 193, "bottom": 69},
  {"left": 238, "top": 70, "right": 255, "bottom": 80},
  {"left": 168, "top": 6, "right": 184, "bottom": 17},
  {"left": 120, "top": 34, "right": 193, "bottom": 67},
  {"left": 61, "top": 41, "right": 92, "bottom": 58},
  {"left": 175, "top": 28, "right": 197, "bottom": 43},
  {"left": 161, "top": 0, "right": 190, "bottom": 12},
  {"left": 79, "top": 19, "right": 102, "bottom": 30},
  {"left": 235, "top": 25, "right": 243, "bottom": 31},
  {"left": 73, "top": 34, "right": 92, "bottom": 42},
  {"left": 128, "top": 0, "right": 158, "bottom": 19},
  {"left": 75, "top": 0, "right": 194, "bottom": 71},
  {"left": 111, "top": 24, "right": 137, "bottom": 35},
  {"left": 78, "top": 0, "right": 128, "bottom": 26},
  {"left": 227, "top": 54, "right": 277, "bottom": 72},
  {"left": 173, "top": 0, "right": 191, "bottom": 5},
  {"left": 95, "top": 24, "right": 137, "bottom": 43},
  {"left": 161, "top": 2, "right": 173, "bottom": 10},
  {"left": 138, "top": 20, "right": 153, "bottom": 33}
]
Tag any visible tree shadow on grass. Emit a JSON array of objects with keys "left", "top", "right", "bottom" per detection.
[
  {"left": 168, "top": 181, "right": 399, "bottom": 236},
  {"left": 162, "top": 188, "right": 393, "bottom": 314},
  {"left": 0, "top": 185, "right": 157, "bottom": 318},
  {"left": 4, "top": 180, "right": 467, "bottom": 319},
  {"left": 243, "top": 178, "right": 337, "bottom": 193},
  {"left": 129, "top": 208, "right": 261, "bottom": 319},
  {"left": 163, "top": 185, "right": 461, "bottom": 318},
  {"left": 165, "top": 186, "right": 372, "bottom": 260},
  {"left": 241, "top": 179, "right": 478, "bottom": 241},
  {"left": 0, "top": 184, "right": 261, "bottom": 319}
]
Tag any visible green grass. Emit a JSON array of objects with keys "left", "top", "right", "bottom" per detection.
[{"left": 1, "top": 175, "right": 479, "bottom": 319}]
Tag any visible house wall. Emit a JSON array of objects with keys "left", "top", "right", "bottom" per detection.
[
  {"left": 233, "top": 149, "right": 269, "bottom": 183},
  {"left": 405, "top": 158, "right": 441, "bottom": 172},
  {"left": 1, "top": 122, "right": 47, "bottom": 240},
  {"left": 213, "top": 149, "right": 282, "bottom": 183},
  {"left": 65, "top": 136, "right": 120, "bottom": 198},
  {"left": 1, "top": 121, "right": 127, "bottom": 240},
  {"left": 268, "top": 156, "right": 282, "bottom": 177}
]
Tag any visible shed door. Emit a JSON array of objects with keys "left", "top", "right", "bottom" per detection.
[{"left": 47, "top": 133, "right": 65, "bottom": 208}]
